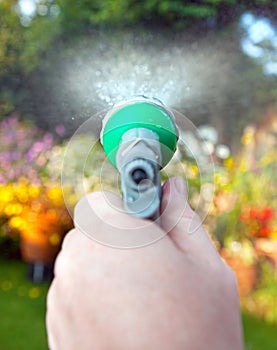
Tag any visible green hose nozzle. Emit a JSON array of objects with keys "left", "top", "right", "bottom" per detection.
[{"left": 101, "top": 97, "right": 178, "bottom": 220}]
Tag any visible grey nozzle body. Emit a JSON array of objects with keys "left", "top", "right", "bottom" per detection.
[{"left": 116, "top": 128, "right": 162, "bottom": 220}]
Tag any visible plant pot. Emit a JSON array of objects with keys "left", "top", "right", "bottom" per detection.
[
  {"left": 220, "top": 248, "right": 259, "bottom": 297},
  {"left": 20, "top": 238, "right": 60, "bottom": 264}
]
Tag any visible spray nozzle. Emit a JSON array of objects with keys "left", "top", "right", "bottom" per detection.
[
  {"left": 132, "top": 168, "right": 147, "bottom": 184},
  {"left": 100, "top": 96, "right": 178, "bottom": 220}
]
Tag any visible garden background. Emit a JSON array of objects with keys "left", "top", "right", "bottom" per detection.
[{"left": 0, "top": 1, "right": 277, "bottom": 349}]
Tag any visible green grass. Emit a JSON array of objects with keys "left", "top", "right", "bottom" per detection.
[
  {"left": 0, "top": 260, "right": 277, "bottom": 350},
  {"left": 0, "top": 259, "right": 49, "bottom": 350},
  {"left": 243, "top": 312, "right": 277, "bottom": 350}
]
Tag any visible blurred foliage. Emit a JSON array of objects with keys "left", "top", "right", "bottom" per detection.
[
  {"left": 242, "top": 260, "right": 277, "bottom": 325},
  {"left": 46, "top": 133, "right": 118, "bottom": 205},
  {"left": 0, "top": 89, "right": 15, "bottom": 117},
  {"left": 0, "top": 0, "right": 59, "bottom": 77},
  {"left": 0, "top": 113, "right": 276, "bottom": 327},
  {"left": 0, "top": 0, "right": 60, "bottom": 120},
  {"left": 0, "top": 0, "right": 277, "bottom": 79},
  {"left": 0, "top": 0, "right": 276, "bottom": 140},
  {"left": 56, "top": 0, "right": 277, "bottom": 33},
  {"left": 0, "top": 0, "right": 24, "bottom": 76},
  {"left": 212, "top": 128, "right": 277, "bottom": 245}
]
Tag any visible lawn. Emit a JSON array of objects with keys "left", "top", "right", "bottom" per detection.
[
  {"left": 243, "top": 312, "right": 277, "bottom": 350},
  {"left": 0, "top": 259, "right": 276, "bottom": 350},
  {"left": 0, "top": 259, "right": 49, "bottom": 350}
]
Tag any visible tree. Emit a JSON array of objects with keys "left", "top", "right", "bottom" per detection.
[
  {"left": 0, "top": 0, "right": 60, "bottom": 118},
  {"left": 0, "top": 0, "right": 59, "bottom": 77}
]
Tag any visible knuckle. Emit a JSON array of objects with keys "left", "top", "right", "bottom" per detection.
[{"left": 61, "top": 228, "right": 78, "bottom": 251}]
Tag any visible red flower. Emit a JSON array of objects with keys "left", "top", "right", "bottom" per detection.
[
  {"left": 259, "top": 207, "right": 274, "bottom": 222},
  {"left": 249, "top": 207, "right": 274, "bottom": 223},
  {"left": 259, "top": 226, "right": 272, "bottom": 238},
  {"left": 240, "top": 206, "right": 275, "bottom": 238}
]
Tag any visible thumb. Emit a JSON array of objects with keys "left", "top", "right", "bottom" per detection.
[{"left": 160, "top": 177, "right": 216, "bottom": 256}]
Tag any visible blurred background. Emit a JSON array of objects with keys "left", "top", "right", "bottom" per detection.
[{"left": 0, "top": 1, "right": 277, "bottom": 349}]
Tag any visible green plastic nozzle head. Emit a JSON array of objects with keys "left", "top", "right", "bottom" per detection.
[{"left": 101, "top": 97, "right": 178, "bottom": 168}]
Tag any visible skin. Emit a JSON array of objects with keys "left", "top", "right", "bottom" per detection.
[{"left": 46, "top": 177, "right": 244, "bottom": 350}]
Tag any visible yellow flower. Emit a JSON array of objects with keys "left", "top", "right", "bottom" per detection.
[
  {"left": 241, "top": 133, "right": 253, "bottom": 145},
  {"left": 12, "top": 183, "right": 31, "bottom": 203},
  {"left": 214, "top": 173, "right": 221, "bottom": 186},
  {"left": 223, "top": 157, "right": 234, "bottom": 170},
  {"left": 190, "top": 164, "right": 199, "bottom": 176},
  {"left": 241, "top": 126, "right": 255, "bottom": 145},
  {"left": 6, "top": 203, "right": 23, "bottom": 216},
  {"left": 47, "top": 187, "right": 64, "bottom": 206},
  {"left": 0, "top": 185, "right": 14, "bottom": 202},
  {"left": 49, "top": 233, "right": 61, "bottom": 246},
  {"left": 28, "top": 186, "right": 40, "bottom": 199},
  {"left": 9, "top": 216, "right": 25, "bottom": 229},
  {"left": 19, "top": 194, "right": 29, "bottom": 203}
]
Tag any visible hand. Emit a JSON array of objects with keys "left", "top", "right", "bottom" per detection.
[{"left": 46, "top": 177, "right": 243, "bottom": 350}]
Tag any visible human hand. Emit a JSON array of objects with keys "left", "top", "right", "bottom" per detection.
[{"left": 46, "top": 177, "right": 243, "bottom": 350}]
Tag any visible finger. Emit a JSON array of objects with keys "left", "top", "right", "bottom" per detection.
[
  {"left": 161, "top": 177, "right": 218, "bottom": 257},
  {"left": 46, "top": 279, "right": 62, "bottom": 350},
  {"left": 53, "top": 228, "right": 95, "bottom": 279},
  {"left": 73, "top": 191, "right": 168, "bottom": 248}
]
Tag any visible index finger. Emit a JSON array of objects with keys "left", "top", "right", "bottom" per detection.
[{"left": 73, "top": 191, "right": 169, "bottom": 249}]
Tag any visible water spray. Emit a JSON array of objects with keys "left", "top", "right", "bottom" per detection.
[{"left": 100, "top": 96, "right": 179, "bottom": 220}]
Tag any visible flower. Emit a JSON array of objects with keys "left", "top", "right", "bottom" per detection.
[
  {"left": 239, "top": 206, "right": 275, "bottom": 239},
  {"left": 0, "top": 115, "right": 73, "bottom": 251},
  {"left": 0, "top": 115, "right": 55, "bottom": 185},
  {"left": 1, "top": 182, "right": 72, "bottom": 246}
]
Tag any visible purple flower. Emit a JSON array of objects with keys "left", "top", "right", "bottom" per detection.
[
  {"left": 55, "top": 125, "right": 66, "bottom": 137},
  {"left": 0, "top": 115, "right": 58, "bottom": 184}
]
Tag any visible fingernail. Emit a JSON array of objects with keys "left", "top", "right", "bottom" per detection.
[{"left": 174, "top": 177, "right": 186, "bottom": 195}]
